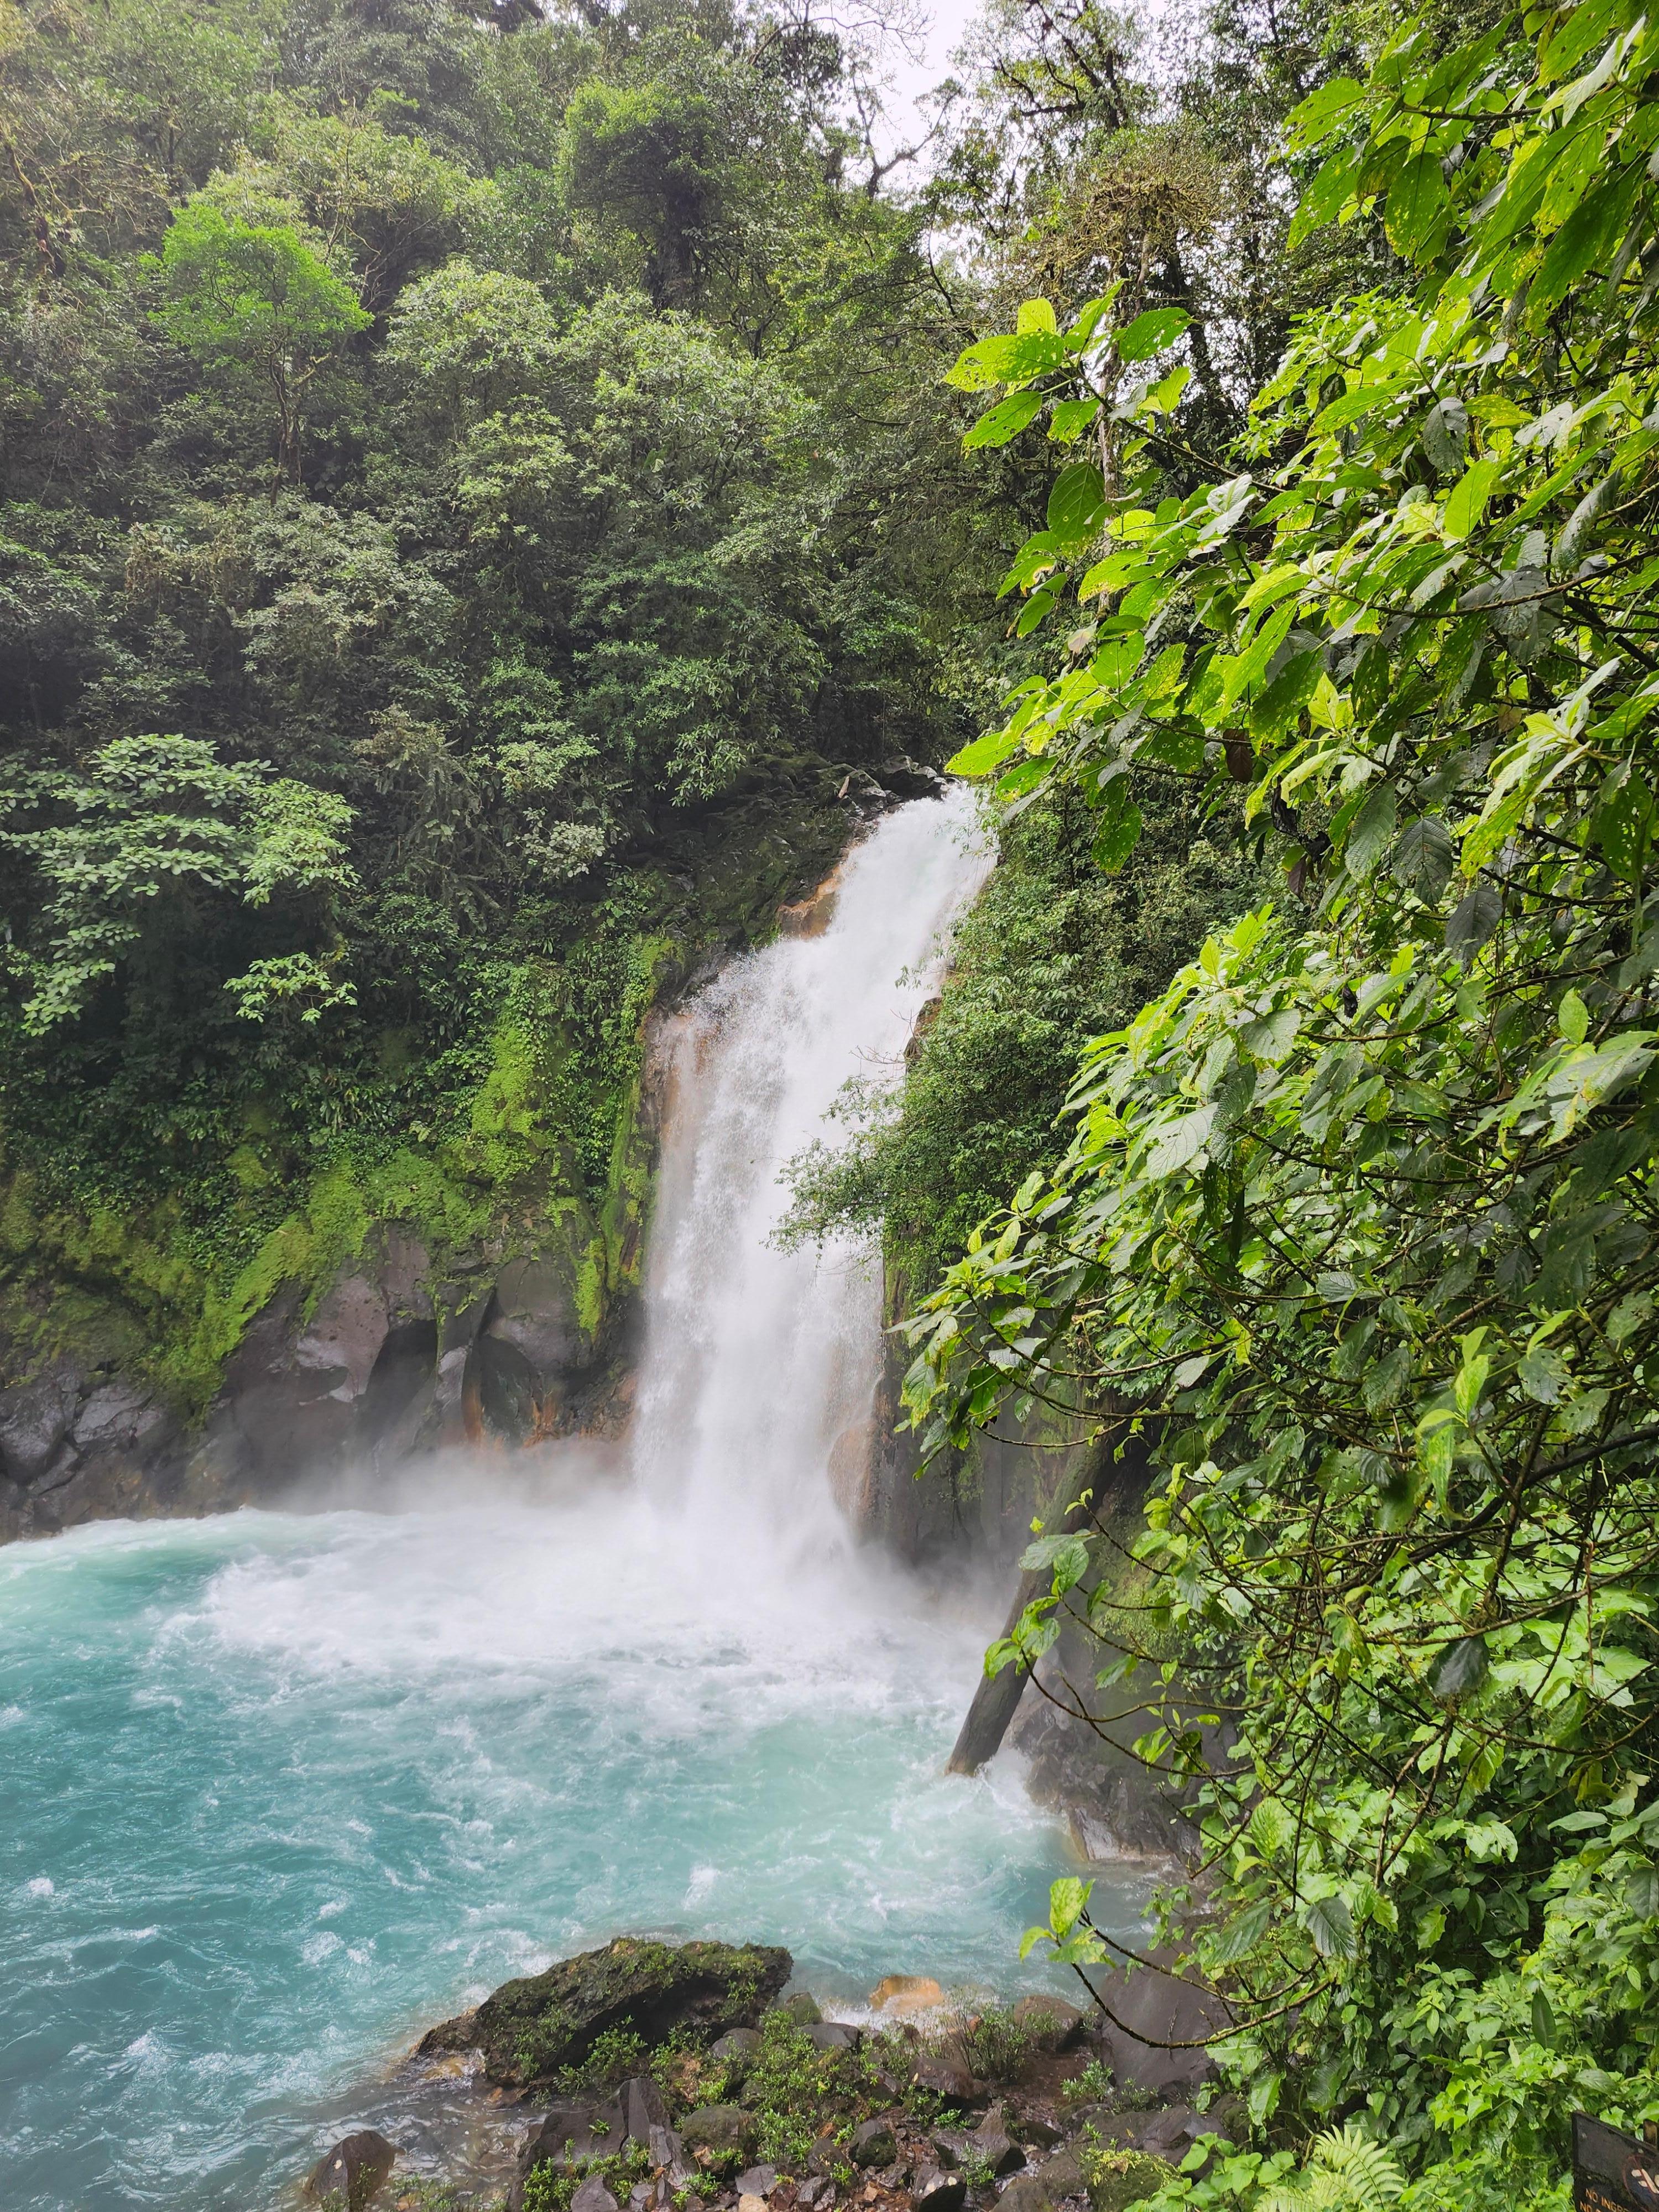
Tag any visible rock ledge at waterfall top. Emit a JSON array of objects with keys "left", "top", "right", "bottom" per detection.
[{"left": 419, "top": 1936, "right": 794, "bottom": 2091}]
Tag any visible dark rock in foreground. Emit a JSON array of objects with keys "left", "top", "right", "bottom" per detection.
[
  {"left": 419, "top": 1935, "right": 792, "bottom": 2090},
  {"left": 304, "top": 2129, "right": 397, "bottom": 2208},
  {"left": 518, "top": 2099, "right": 624, "bottom": 2175}
]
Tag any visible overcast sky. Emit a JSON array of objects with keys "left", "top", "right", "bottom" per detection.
[{"left": 870, "top": 0, "right": 985, "bottom": 165}]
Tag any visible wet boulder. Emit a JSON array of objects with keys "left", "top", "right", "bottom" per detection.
[
  {"left": 304, "top": 2129, "right": 397, "bottom": 2208},
  {"left": 419, "top": 1936, "right": 791, "bottom": 2090},
  {"left": 873, "top": 757, "right": 947, "bottom": 802},
  {"left": 870, "top": 1974, "right": 943, "bottom": 2016}
]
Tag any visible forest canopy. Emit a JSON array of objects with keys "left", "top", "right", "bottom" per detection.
[{"left": 0, "top": 0, "right": 1004, "bottom": 1330}]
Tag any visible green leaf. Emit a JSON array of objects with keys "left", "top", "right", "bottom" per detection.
[
  {"left": 1591, "top": 762, "right": 1653, "bottom": 883},
  {"left": 1048, "top": 1875, "right": 1092, "bottom": 1940},
  {"left": 1048, "top": 397, "right": 1100, "bottom": 444},
  {"left": 1520, "top": 1344, "right": 1572, "bottom": 1402},
  {"left": 1208, "top": 1900, "right": 1274, "bottom": 1966},
  {"left": 1117, "top": 307, "right": 1191, "bottom": 362},
  {"left": 1363, "top": 1344, "right": 1412, "bottom": 1411},
  {"left": 1047, "top": 462, "right": 1107, "bottom": 541},
  {"left": 1421, "top": 396, "right": 1469, "bottom": 477},
  {"left": 1429, "top": 1636, "right": 1489, "bottom": 1701},
  {"left": 1301, "top": 1891, "right": 1357, "bottom": 1959},
  {"left": 1446, "top": 880, "right": 1501, "bottom": 963},
  {"left": 1286, "top": 76, "right": 1365, "bottom": 150},
  {"left": 1392, "top": 815, "right": 1455, "bottom": 904},
  {"left": 964, "top": 390, "right": 1046, "bottom": 450},
  {"left": 1091, "top": 776, "right": 1144, "bottom": 872},
  {"left": 1443, "top": 458, "right": 1503, "bottom": 541},
  {"left": 1290, "top": 143, "right": 1360, "bottom": 246},
  {"left": 947, "top": 728, "right": 1025, "bottom": 778},
  {"left": 1385, "top": 150, "right": 1451, "bottom": 258},
  {"left": 1141, "top": 1103, "right": 1217, "bottom": 1178},
  {"left": 1344, "top": 785, "right": 1397, "bottom": 878}
]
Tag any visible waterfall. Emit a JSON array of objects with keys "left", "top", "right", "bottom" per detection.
[{"left": 630, "top": 790, "right": 993, "bottom": 1556}]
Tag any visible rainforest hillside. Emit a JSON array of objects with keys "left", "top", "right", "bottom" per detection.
[{"left": 0, "top": 0, "right": 997, "bottom": 1409}]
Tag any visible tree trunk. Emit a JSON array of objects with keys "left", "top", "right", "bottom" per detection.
[{"left": 945, "top": 1489, "right": 1098, "bottom": 1776}]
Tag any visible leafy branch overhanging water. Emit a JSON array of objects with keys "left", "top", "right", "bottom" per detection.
[{"left": 902, "top": 3, "right": 1659, "bottom": 2202}]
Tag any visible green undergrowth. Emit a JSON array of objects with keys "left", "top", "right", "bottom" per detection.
[
  {"left": 780, "top": 785, "right": 1271, "bottom": 1303},
  {"left": 0, "top": 791, "right": 853, "bottom": 1416},
  {"left": 519, "top": 2004, "right": 1052, "bottom": 2212}
]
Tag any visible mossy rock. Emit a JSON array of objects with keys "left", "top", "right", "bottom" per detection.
[
  {"left": 419, "top": 1936, "right": 792, "bottom": 2090},
  {"left": 680, "top": 2105, "right": 757, "bottom": 2157},
  {"left": 1084, "top": 2147, "right": 1175, "bottom": 2212}
]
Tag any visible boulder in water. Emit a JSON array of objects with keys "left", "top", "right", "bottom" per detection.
[
  {"left": 870, "top": 1974, "right": 943, "bottom": 2016},
  {"left": 780, "top": 1991, "right": 823, "bottom": 2025},
  {"left": 419, "top": 1935, "right": 791, "bottom": 2090},
  {"left": 873, "top": 757, "right": 947, "bottom": 802},
  {"left": 304, "top": 2128, "right": 397, "bottom": 2208}
]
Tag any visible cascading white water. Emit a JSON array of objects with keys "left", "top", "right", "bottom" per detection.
[{"left": 632, "top": 790, "right": 994, "bottom": 1554}]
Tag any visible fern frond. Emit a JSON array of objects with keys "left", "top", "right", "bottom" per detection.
[{"left": 1259, "top": 2122, "right": 1407, "bottom": 2212}]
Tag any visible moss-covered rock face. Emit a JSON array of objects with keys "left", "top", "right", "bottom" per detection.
[
  {"left": 1081, "top": 2148, "right": 1173, "bottom": 2212},
  {"left": 422, "top": 1937, "right": 793, "bottom": 2092}
]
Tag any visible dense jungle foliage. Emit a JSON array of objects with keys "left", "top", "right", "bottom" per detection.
[
  {"left": 0, "top": 0, "right": 1008, "bottom": 1390},
  {"left": 11, "top": 0, "right": 1655, "bottom": 2203},
  {"left": 888, "top": 0, "right": 1659, "bottom": 2205},
  {"left": 0, "top": 0, "right": 1282, "bottom": 1401}
]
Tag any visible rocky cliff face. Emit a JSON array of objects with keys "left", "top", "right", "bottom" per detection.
[
  {"left": 3, "top": 1235, "right": 588, "bottom": 1544},
  {"left": 0, "top": 1048, "right": 666, "bottom": 1543}
]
